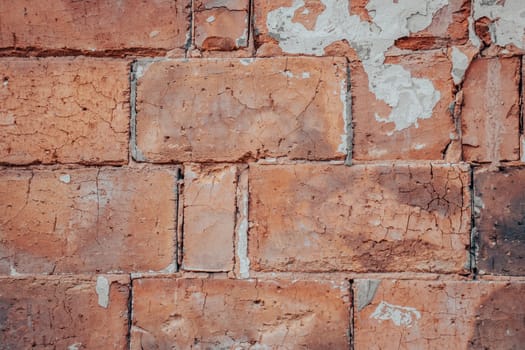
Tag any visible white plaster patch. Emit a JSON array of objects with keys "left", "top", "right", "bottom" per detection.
[
  {"left": 236, "top": 171, "right": 250, "bottom": 279},
  {"left": 302, "top": 71, "right": 311, "bottom": 79},
  {"left": 207, "top": 15, "right": 216, "bottom": 23},
  {"left": 451, "top": 46, "right": 469, "bottom": 85},
  {"left": 240, "top": 58, "right": 255, "bottom": 65},
  {"left": 370, "top": 301, "right": 421, "bottom": 327},
  {"left": 266, "top": 0, "right": 446, "bottom": 131},
  {"left": 149, "top": 30, "right": 160, "bottom": 38},
  {"left": 338, "top": 78, "right": 349, "bottom": 153},
  {"left": 473, "top": 0, "right": 525, "bottom": 50},
  {"left": 0, "top": 113, "right": 15, "bottom": 126},
  {"left": 413, "top": 143, "right": 426, "bottom": 150},
  {"left": 59, "top": 174, "right": 71, "bottom": 184},
  {"left": 68, "top": 343, "right": 82, "bottom": 350},
  {"left": 95, "top": 276, "right": 110, "bottom": 308},
  {"left": 282, "top": 70, "right": 294, "bottom": 78}
]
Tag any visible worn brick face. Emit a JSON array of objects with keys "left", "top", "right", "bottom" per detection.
[
  {"left": 0, "top": 0, "right": 191, "bottom": 54},
  {"left": 475, "top": 167, "right": 525, "bottom": 276},
  {"left": 0, "top": 275, "right": 129, "bottom": 349},
  {"left": 0, "top": 167, "right": 176, "bottom": 274},
  {"left": 131, "top": 278, "right": 350, "bottom": 349},
  {"left": 182, "top": 164, "right": 236, "bottom": 272},
  {"left": 0, "top": 58, "right": 129, "bottom": 165},
  {"left": 462, "top": 57, "right": 521, "bottom": 163},
  {"left": 249, "top": 163, "right": 471, "bottom": 273},
  {"left": 135, "top": 57, "right": 346, "bottom": 162},
  {"left": 354, "top": 279, "right": 525, "bottom": 349}
]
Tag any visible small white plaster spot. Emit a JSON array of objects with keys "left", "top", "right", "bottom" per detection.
[
  {"left": 370, "top": 301, "right": 421, "bottom": 327},
  {"left": 207, "top": 16, "right": 216, "bottom": 23},
  {"left": 338, "top": 78, "right": 348, "bottom": 154},
  {"left": 68, "top": 343, "right": 82, "bottom": 350},
  {"left": 95, "top": 276, "right": 110, "bottom": 308},
  {"left": 301, "top": 72, "right": 311, "bottom": 79},
  {"left": 302, "top": 8, "right": 310, "bottom": 15},
  {"left": 413, "top": 143, "right": 426, "bottom": 150},
  {"left": 2, "top": 79, "right": 7, "bottom": 87},
  {"left": 149, "top": 30, "right": 160, "bottom": 38},
  {"left": 282, "top": 70, "right": 294, "bottom": 78},
  {"left": 240, "top": 58, "right": 255, "bottom": 66},
  {"left": 59, "top": 174, "right": 71, "bottom": 184},
  {"left": 451, "top": 46, "right": 469, "bottom": 85},
  {"left": 10, "top": 265, "right": 21, "bottom": 276}
]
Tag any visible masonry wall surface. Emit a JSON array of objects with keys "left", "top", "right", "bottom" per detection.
[{"left": 0, "top": 0, "right": 524, "bottom": 349}]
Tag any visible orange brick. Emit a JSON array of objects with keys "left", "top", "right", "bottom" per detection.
[
  {"left": 0, "top": 167, "right": 177, "bottom": 274},
  {"left": 249, "top": 163, "right": 471, "bottom": 273},
  {"left": 135, "top": 57, "right": 346, "bottom": 162},
  {"left": 462, "top": 57, "right": 521, "bottom": 162},
  {"left": 0, "top": 0, "right": 191, "bottom": 54},
  {"left": 182, "top": 164, "right": 237, "bottom": 272},
  {"left": 131, "top": 278, "right": 350, "bottom": 349},
  {"left": 354, "top": 279, "right": 525, "bottom": 349},
  {"left": 0, "top": 275, "right": 129, "bottom": 349},
  {"left": 0, "top": 58, "right": 129, "bottom": 165},
  {"left": 475, "top": 167, "right": 525, "bottom": 275},
  {"left": 352, "top": 52, "right": 455, "bottom": 160}
]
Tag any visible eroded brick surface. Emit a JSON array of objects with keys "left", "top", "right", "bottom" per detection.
[
  {"left": 135, "top": 57, "right": 346, "bottom": 162},
  {"left": 0, "top": 275, "right": 129, "bottom": 349},
  {"left": 131, "top": 278, "right": 350, "bottom": 349},
  {"left": 354, "top": 279, "right": 525, "bottom": 350},
  {"left": 0, "top": 58, "right": 129, "bottom": 165},
  {"left": 462, "top": 57, "right": 521, "bottom": 163},
  {"left": 182, "top": 164, "right": 236, "bottom": 272},
  {"left": 0, "top": 0, "right": 191, "bottom": 54},
  {"left": 249, "top": 163, "right": 471, "bottom": 273},
  {"left": 0, "top": 167, "right": 176, "bottom": 274},
  {"left": 475, "top": 167, "right": 525, "bottom": 275}
]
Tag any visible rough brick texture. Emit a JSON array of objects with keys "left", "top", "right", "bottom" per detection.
[
  {"left": 131, "top": 278, "right": 350, "bottom": 349},
  {"left": 1, "top": 1, "right": 524, "bottom": 348}
]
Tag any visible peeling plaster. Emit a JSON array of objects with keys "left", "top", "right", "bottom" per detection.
[
  {"left": 370, "top": 301, "right": 421, "bottom": 327},
  {"left": 451, "top": 46, "right": 469, "bottom": 85},
  {"left": 266, "top": 0, "right": 445, "bottom": 131},
  {"left": 95, "top": 276, "right": 110, "bottom": 308},
  {"left": 356, "top": 279, "right": 381, "bottom": 311}
]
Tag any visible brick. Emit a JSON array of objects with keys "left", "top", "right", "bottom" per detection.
[
  {"left": 352, "top": 52, "right": 455, "bottom": 160},
  {"left": 462, "top": 57, "right": 521, "bottom": 162},
  {"left": 194, "top": 1, "right": 249, "bottom": 51},
  {"left": 0, "top": 0, "right": 191, "bottom": 54},
  {"left": 131, "top": 278, "right": 350, "bottom": 349},
  {"left": 135, "top": 57, "right": 346, "bottom": 162},
  {"left": 249, "top": 163, "right": 470, "bottom": 273},
  {"left": 0, "top": 275, "right": 129, "bottom": 349},
  {"left": 0, "top": 167, "right": 176, "bottom": 274},
  {"left": 475, "top": 167, "right": 525, "bottom": 275},
  {"left": 182, "top": 164, "right": 236, "bottom": 271},
  {"left": 354, "top": 279, "right": 525, "bottom": 349},
  {"left": 0, "top": 58, "right": 129, "bottom": 165}
]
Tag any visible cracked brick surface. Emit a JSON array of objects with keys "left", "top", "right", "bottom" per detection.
[
  {"left": 131, "top": 278, "right": 350, "bottom": 349},
  {"left": 0, "top": 275, "right": 129, "bottom": 349},
  {"left": 249, "top": 163, "right": 471, "bottom": 273},
  {"left": 135, "top": 57, "right": 347, "bottom": 162},
  {"left": 0, "top": 58, "right": 129, "bottom": 165},
  {"left": 0, "top": 167, "right": 177, "bottom": 273}
]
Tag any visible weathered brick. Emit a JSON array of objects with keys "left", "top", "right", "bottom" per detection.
[
  {"left": 462, "top": 57, "right": 521, "bottom": 163},
  {"left": 135, "top": 57, "right": 346, "bottom": 162},
  {"left": 0, "top": 275, "right": 129, "bottom": 349},
  {"left": 0, "top": 58, "right": 129, "bottom": 165},
  {"left": 182, "top": 164, "right": 236, "bottom": 272},
  {"left": 475, "top": 167, "right": 525, "bottom": 275},
  {"left": 352, "top": 52, "right": 455, "bottom": 160},
  {"left": 354, "top": 279, "right": 525, "bottom": 349},
  {"left": 249, "top": 163, "right": 470, "bottom": 273},
  {"left": 194, "top": 0, "right": 249, "bottom": 51},
  {"left": 131, "top": 278, "right": 350, "bottom": 349},
  {"left": 0, "top": 0, "right": 191, "bottom": 54},
  {"left": 0, "top": 167, "right": 176, "bottom": 274}
]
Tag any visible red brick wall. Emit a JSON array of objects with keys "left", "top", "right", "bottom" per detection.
[{"left": 1, "top": 1, "right": 524, "bottom": 349}]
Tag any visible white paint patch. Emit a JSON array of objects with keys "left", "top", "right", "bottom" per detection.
[
  {"left": 266, "top": 0, "right": 446, "bottom": 131},
  {"left": 451, "top": 46, "right": 469, "bottom": 85},
  {"left": 370, "top": 301, "right": 421, "bottom": 327},
  {"left": 149, "top": 30, "right": 160, "bottom": 38},
  {"left": 206, "top": 15, "right": 216, "bottom": 23},
  {"left": 473, "top": 0, "right": 525, "bottom": 50},
  {"left": 59, "top": 174, "right": 71, "bottom": 184},
  {"left": 95, "top": 276, "right": 110, "bottom": 308},
  {"left": 68, "top": 343, "right": 82, "bottom": 350}
]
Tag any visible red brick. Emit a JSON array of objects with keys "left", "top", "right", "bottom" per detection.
[
  {"left": 135, "top": 57, "right": 346, "bottom": 162},
  {"left": 249, "top": 163, "right": 471, "bottom": 273},
  {"left": 0, "top": 275, "right": 129, "bottom": 349},
  {"left": 182, "top": 164, "right": 236, "bottom": 272},
  {"left": 194, "top": 1, "right": 249, "bottom": 51},
  {"left": 131, "top": 278, "right": 350, "bottom": 349},
  {"left": 0, "top": 58, "right": 129, "bottom": 165},
  {"left": 354, "top": 279, "right": 525, "bottom": 349},
  {"left": 462, "top": 57, "right": 521, "bottom": 162},
  {"left": 352, "top": 52, "right": 455, "bottom": 160},
  {"left": 474, "top": 167, "right": 525, "bottom": 275},
  {"left": 0, "top": 167, "right": 176, "bottom": 274},
  {"left": 0, "top": 0, "right": 191, "bottom": 54}
]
